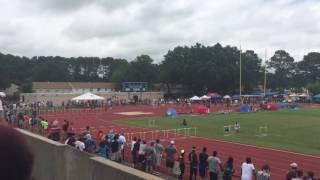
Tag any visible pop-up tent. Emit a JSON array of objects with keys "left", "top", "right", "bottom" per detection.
[
  {"left": 223, "top": 95, "right": 231, "bottom": 99},
  {"left": 194, "top": 104, "right": 209, "bottom": 114},
  {"left": 166, "top": 108, "right": 177, "bottom": 117},
  {"left": 0, "top": 92, "right": 6, "bottom": 97},
  {"left": 240, "top": 104, "right": 251, "bottom": 112},
  {"left": 200, "top": 95, "right": 211, "bottom": 100},
  {"left": 190, "top": 96, "right": 201, "bottom": 101},
  {"left": 266, "top": 102, "right": 278, "bottom": 110},
  {"left": 313, "top": 94, "right": 320, "bottom": 99},
  {"left": 72, "top": 92, "right": 105, "bottom": 101}
]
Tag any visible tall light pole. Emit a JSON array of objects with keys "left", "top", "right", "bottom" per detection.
[
  {"left": 239, "top": 46, "right": 242, "bottom": 98},
  {"left": 264, "top": 50, "right": 267, "bottom": 97}
]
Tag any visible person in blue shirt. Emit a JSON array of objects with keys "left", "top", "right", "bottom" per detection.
[{"left": 84, "top": 134, "right": 97, "bottom": 153}]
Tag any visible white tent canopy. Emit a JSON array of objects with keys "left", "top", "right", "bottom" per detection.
[
  {"left": 0, "top": 92, "right": 6, "bottom": 97},
  {"left": 72, "top": 92, "right": 105, "bottom": 101},
  {"left": 190, "top": 96, "right": 201, "bottom": 101},
  {"left": 200, "top": 95, "right": 211, "bottom": 100},
  {"left": 223, "top": 95, "right": 231, "bottom": 99}
]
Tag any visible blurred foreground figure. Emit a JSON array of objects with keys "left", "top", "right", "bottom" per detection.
[{"left": 0, "top": 125, "right": 34, "bottom": 180}]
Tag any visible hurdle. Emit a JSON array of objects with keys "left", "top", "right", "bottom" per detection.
[
  {"left": 257, "top": 126, "right": 268, "bottom": 137},
  {"left": 223, "top": 125, "right": 234, "bottom": 136},
  {"left": 148, "top": 119, "right": 156, "bottom": 127}
]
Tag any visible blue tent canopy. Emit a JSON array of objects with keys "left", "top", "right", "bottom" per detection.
[
  {"left": 166, "top": 108, "right": 177, "bottom": 117},
  {"left": 313, "top": 94, "right": 320, "bottom": 99},
  {"left": 240, "top": 104, "right": 251, "bottom": 112},
  {"left": 250, "top": 91, "right": 279, "bottom": 97}
]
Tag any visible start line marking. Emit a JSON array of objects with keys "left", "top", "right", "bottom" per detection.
[{"left": 114, "top": 111, "right": 154, "bottom": 116}]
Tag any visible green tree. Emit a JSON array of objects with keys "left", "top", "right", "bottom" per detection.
[
  {"left": 298, "top": 52, "right": 320, "bottom": 84},
  {"left": 267, "top": 50, "right": 295, "bottom": 89}
]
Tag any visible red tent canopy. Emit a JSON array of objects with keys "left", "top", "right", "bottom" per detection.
[
  {"left": 266, "top": 102, "right": 278, "bottom": 110},
  {"left": 207, "top": 92, "right": 221, "bottom": 97},
  {"left": 194, "top": 105, "right": 209, "bottom": 114}
]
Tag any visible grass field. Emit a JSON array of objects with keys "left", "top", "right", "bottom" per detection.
[{"left": 120, "top": 107, "right": 320, "bottom": 155}]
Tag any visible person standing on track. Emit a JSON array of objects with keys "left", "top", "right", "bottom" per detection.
[
  {"left": 199, "top": 147, "right": 209, "bottom": 180},
  {"left": 207, "top": 150, "right": 222, "bottom": 180},
  {"left": 241, "top": 157, "right": 255, "bottom": 180},
  {"left": 222, "top": 156, "right": 234, "bottom": 180},
  {"left": 256, "top": 164, "right": 271, "bottom": 180},
  {"left": 178, "top": 149, "right": 186, "bottom": 180},
  {"left": 154, "top": 139, "right": 164, "bottom": 171},
  {"left": 132, "top": 138, "right": 141, "bottom": 168},
  {"left": 165, "top": 140, "right": 177, "bottom": 174},
  {"left": 118, "top": 132, "right": 126, "bottom": 161},
  {"left": 188, "top": 146, "right": 198, "bottom": 180}
]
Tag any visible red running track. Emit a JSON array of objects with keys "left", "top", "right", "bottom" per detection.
[{"left": 42, "top": 104, "right": 320, "bottom": 180}]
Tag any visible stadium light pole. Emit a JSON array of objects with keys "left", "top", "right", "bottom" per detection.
[
  {"left": 264, "top": 50, "right": 267, "bottom": 97},
  {"left": 239, "top": 46, "right": 242, "bottom": 99}
]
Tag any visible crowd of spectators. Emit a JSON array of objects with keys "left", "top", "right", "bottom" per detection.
[{"left": 0, "top": 97, "right": 319, "bottom": 180}]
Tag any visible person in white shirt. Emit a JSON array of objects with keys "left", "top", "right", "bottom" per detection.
[
  {"left": 118, "top": 133, "right": 126, "bottom": 161},
  {"left": 0, "top": 98, "right": 4, "bottom": 124},
  {"left": 241, "top": 157, "right": 255, "bottom": 180},
  {"left": 75, "top": 140, "right": 85, "bottom": 151}
]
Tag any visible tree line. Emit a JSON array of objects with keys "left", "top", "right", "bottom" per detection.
[{"left": 1, "top": 43, "right": 320, "bottom": 95}]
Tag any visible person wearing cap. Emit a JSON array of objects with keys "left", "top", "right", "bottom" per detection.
[
  {"left": 165, "top": 140, "right": 177, "bottom": 173},
  {"left": 178, "top": 149, "right": 186, "bottom": 180},
  {"left": 286, "top": 163, "right": 298, "bottom": 180},
  {"left": 188, "top": 146, "right": 198, "bottom": 180}
]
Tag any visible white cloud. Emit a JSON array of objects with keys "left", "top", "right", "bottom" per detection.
[{"left": 0, "top": 0, "right": 319, "bottom": 62}]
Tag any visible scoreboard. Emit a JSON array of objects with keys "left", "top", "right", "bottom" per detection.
[{"left": 122, "top": 82, "right": 148, "bottom": 92}]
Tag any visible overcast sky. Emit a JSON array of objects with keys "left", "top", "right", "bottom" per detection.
[{"left": 0, "top": 0, "right": 319, "bottom": 62}]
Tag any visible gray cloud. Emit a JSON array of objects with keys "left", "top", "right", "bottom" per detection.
[{"left": 0, "top": 0, "right": 319, "bottom": 62}]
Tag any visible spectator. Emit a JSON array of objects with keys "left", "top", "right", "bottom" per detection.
[
  {"left": 165, "top": 140, "right": 177, "bottom": 173},
  {"left": 84, "top": 126, "right": 91, "bottom": 135},
  {"left": 223, "top": 156, "right": 234, "bottom": 180},
  {"left": 292, "top": 170, "right": 304, "bottom": 180},
  {"left": 154, "top": 139, "right": 164, "bottom": 171},
  {"left": 305, "top": 171, "right": 315, "bottom": 180},
  {"left": 0, "top": 97, "right": 4, "bottom": 124},
  {"left": 287, "top": 163, "right": 299, "bottom": 180},
  {"left": 138, "top": 141, "right": 147, "bottom": 170},
  {"left": 189, "top": 146, "right": 198, "bottom": 180},
  {"left": 208, "top": 151, "right": 223, "bottom": 180},
  {"left": 67, "top": 122, "right": 75, "bottom": 137},
  {"left": 83, "top": 134, "right": 94, "bottom": 152},
  {"left": 241, "top": 157, "right": 255, "bottom": 180},
  {"left": 107, "top": 129, "right": 114, "bottom": 141},
  {"left": 111, "top": 135, "right": 119, "bottom": 161},
  {"left": 178, "top": 149, "right": 186, "bottom": 180},
  {"left": 0, "top": 125, "right": 34, "bottom": 180},
  {"left": 256, "top": 164, "right": 271, "bottom": 180},
  {"left": 133, "top": 138, "right": 141, "bottom": 167},
  {"left": 118, "top": 133, "right": 126, "bottom": 161},
  {"left": 199, "top": 147, "right": 209, "bottom": 180},
  {"left": 97, "top": 130, "right": 105, "bottom": 145},
  {"left": 98, "top": 137, "right": 107, "bottom": 158},
  {"left": 65, "top": 135, "right": 76, "bottom": 147},
  {"left": 75, "top": 138, "right": 85, "bottom": 151},
  {"left": 62, "top": 120, "right": 69, "bottom": 140},
  {"left": 144, "top": 142, "right": 156, "bottom": 173}
]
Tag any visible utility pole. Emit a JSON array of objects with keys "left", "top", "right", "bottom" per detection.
[
  {"left": 239, "top": 46, "right": 242, "bottom": 98},
  {"left": 264, "top": 50, "right": 267, "bottom": 97}
]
